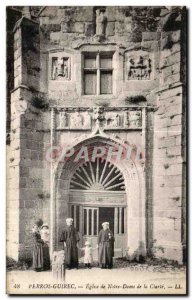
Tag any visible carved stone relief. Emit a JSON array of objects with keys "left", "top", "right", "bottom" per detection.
[
  {"left": 82, "top": 111, "right": 92, "bottom": 129},
  {"left": 126, "top": 51, "right": 153, "bottom": 80},
  {"left": 59, "top": 110, "right": 68, "bottom": 128},
  {"left": 58, "top": 108, "right": 142, "bottom": 130},
  {"left": 105, "top": 112, "right": 123, "bottom": 129},
  {"left": 70, "top": 111, "right": 83, "bottom": 129},
  {"left": 51, "top": 57, "right": 70, "bottom": 80},
  {"left": 124, "top": 111, "right": 142, "bottom": 128}
]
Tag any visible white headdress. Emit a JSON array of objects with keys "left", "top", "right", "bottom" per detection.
[
  {"left": 102, "top": 222, "right": 109, "bottom": 226},
  {"left": 66, "top": 218, "right": 73, "bottom": 225}
]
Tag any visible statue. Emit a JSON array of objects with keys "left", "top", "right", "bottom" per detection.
[{"left": 96, "top": 9, "right": 107, "bottom": 37}]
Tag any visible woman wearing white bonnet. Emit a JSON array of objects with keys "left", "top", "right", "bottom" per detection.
[
  {"left": 98, "top": 221, "right": 115, "bottom": 269},
  {"left": 60, "top": 218, "right": 80, "bottom": 269}
]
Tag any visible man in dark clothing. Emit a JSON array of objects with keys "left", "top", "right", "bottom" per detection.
[
  {"left": 60, "top": 218, "right": 80, "bottom": 269},
  {"left": 98, "top": 222, "right": 114, "bottom": 269}
]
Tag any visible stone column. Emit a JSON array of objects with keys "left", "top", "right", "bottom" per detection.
[
  {"left": 13, "top": 17, "right": 40, "bottom": 90},
  {"left": 8, "top": 15, "right": 41, "bottom": 261},
  {"left": 153, "top": 29, "right": 185, "bottom": 263}
]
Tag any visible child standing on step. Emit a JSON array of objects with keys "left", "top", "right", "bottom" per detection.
[{"left": 81, "top": 240, "right": 97, "bottom": 269}]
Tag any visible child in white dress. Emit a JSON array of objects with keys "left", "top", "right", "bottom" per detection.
[{"left": 81, "top": 241, "right": 96, "bottom": 269}]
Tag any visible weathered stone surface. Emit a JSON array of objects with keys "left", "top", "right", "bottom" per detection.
[
  {"left": 71, "top": 22, "right": 85, "bottom": 33},
  {"left": 84, "top": 22, "right": 94, "bottom": 36},
  {"left": 142, "top": 32, "right": 158, "bottom": 41},
  {"left": 115, "top": 21, "right": 124, "bottom": 35},
  {"left": 7, "top": 6, "right": 186, "bottom": 267},
  {"left": 164, "top": 73, "right": 180, "bottom": 85},
  {"left": 106, "top": 22, "right": 115, "bottom": 36}
]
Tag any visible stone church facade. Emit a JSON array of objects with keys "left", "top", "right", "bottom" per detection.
[{"left": 7, "top": 6, "right": 186, "bottom": 264}]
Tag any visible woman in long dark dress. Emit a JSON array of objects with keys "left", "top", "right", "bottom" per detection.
[
  {"left": 40, "top": 224, "right": 50, "bottom": 271},
  {"left": 32, "top": 224, "right": 44, "bottom": 272},
  {"left": 98, "top": 222, "right": 115, "bottom": 269},
  {"left": 60, "top": 218, "right": 80, "bottom": 269}
]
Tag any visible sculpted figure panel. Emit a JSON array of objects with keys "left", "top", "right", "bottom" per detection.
[
  {"left": 59, "top": 111, "right": 68, "bottom": 128},
  {"left": 51, "top": 57, "right": 70, "bottom": 80},
  {"left": 70, "top": 111, "right": 83, "bottom": 129},
  {"left": 126, "top": 51, "right": 153, "bottom": 80}
]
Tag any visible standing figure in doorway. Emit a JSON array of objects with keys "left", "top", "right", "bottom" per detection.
[
  {"left": 98, "top": 222, "right": 114, "bottom": 269},
  {"left": 60, "top": 218, "right": 80, "bottom": 269}
]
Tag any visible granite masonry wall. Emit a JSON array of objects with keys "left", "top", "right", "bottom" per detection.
[{"left": 7, "top": 6, "right": 186, "bottom": 263}]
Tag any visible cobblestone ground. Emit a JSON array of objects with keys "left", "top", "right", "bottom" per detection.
[{"left": 6, "top": 260, "right": 186, "bottom": 295}]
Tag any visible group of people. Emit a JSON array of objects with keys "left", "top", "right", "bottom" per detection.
[
  {"left": 32, "top": 218, "right": 115, "bottom": 272},
  {"left": 60, "top": 218, "right": 115, "bottom": 270},
  {"left": 32, "top": 222, "right": 50, "bottom": 272}
]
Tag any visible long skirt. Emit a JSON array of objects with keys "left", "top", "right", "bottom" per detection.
[
  {"left": 65, "top": 240, "right": 79, "bottom": 268},
  {"left": 99, "top": 241, "right": 113, "bottom": 268},
  {"left": 42, "top": 243, "right": 50, "bottom": 271},
  {"left": 32, "top": 242, "right": 44, "bottom": 271}
]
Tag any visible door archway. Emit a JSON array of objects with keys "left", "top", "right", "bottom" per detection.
[
  {"left": 53, "top": 133, "right": 146, "bottom": 260},
  {"left": 69, "top": 158, "right": 127, "bottom": 258}
]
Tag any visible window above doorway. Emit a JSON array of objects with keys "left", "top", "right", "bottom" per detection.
[{"left": 83, "top": 52, "right": 114, "bottom": 96}]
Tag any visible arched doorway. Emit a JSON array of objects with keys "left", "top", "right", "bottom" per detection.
[
  {"left": 53, "top": 134, "right": 146, "bottom": 260},
  {"left": 69, "top": 158, "right": 127, "bottom": 258}
]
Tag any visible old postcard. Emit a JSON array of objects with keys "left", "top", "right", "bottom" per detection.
[{"left": 6, "top": 6, "right": 187, "bottom": 295}]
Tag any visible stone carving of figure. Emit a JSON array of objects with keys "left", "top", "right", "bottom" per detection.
[
  {"left": 127, "top": 58, "right": 135, "bottom": 79},
  {"left": 127, "top": 55, "right": 152, "bottom": 80},
  {"left": 60, "top": 111, "right": 68, "bottom": 128},
  {"left": 52, "top": 57, "right": 69, "bottom": 80},
  {"left": 96, "top": 9, "right": 107, "bottom": 37},
  {"left": 63, "top": 60, "right": 68, "bottom": 79},
  {"left": 83, "top": 111, "right": 91, "bottom": 129},
  {"left": 52, "top": 59, "right": 57, "bottom": 80},
  {"left": 108, "top": 113, "right": 121, "bottom": 128},
  {"left": 124, "top": 112, "right": 129, "bottom": 127},
  {"left": 93, "top": 106, "right": 105, "bottom": 129},
  {"left": 114, "top": 114, "right": 121, "bottom": 127},
  {"left": 145, "top": 58, "right": 152, "bottom": 79},
  {"left": 128, "top": 111, "right": 141, "bottom": 128},
  {"left": 135, "top": 56, "right": 144, "bottom": 80},
  {"left": 57, "top": 58, "right": 64, "bottom": 76},
  {"left": 70, "top": 111, "right": 83, "bottom": 129}
]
